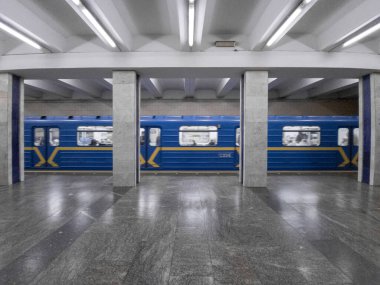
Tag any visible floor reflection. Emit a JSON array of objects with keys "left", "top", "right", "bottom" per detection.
[{"left": 0, "top": 173, "right": 379, "bottom": 284}]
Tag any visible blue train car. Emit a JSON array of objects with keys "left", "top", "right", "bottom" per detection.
[
  {"left": 25, "top": 116, "right": 113, "bottom": 170},
  {"left": 25, "top": 115, "right": 358, "bottom": 171},
  {"left": 268, "top": 116, "right": 358, "bottom": 171}
]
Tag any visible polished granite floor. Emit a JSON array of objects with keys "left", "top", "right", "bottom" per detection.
[{"left": 0, "top": 173, "right": 379, "bottom": 284}]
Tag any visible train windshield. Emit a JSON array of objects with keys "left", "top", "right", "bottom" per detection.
[{"left": 179, "top": 126, "right": 218, "bottom": 146}]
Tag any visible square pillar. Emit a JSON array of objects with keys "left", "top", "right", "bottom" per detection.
[
  {"left": 358, "top": 73, "right": 380, "bottom": 185},
  {"left": 0, "top": 73, "right": 24, "bottom": 185},
  {"left": 240, "top": 71, "right": 268, "bottom": 187},
  {"left": 112, "top": 71, "right": 140, "bottom": 187}
]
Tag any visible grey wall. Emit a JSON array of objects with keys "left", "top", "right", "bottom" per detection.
[{"left": 25, "top": 99, "right": 358, "bottom": 116}]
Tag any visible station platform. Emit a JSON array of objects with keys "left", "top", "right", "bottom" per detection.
[{"left": 0, "top": 173, "right": 379, "bottom": 284}]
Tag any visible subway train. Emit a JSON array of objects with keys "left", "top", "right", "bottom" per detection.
[{"left": 25, "top": 115, "right": 359, "bottom": 171}]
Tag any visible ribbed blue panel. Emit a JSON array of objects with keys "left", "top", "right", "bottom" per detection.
[
  {"left": 12, "top": 75, "right": 21, "bottom": 183},
  {"left": 362, "top": 75, "right": 371, "bottom": 184}
]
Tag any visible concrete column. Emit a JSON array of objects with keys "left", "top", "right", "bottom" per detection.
[
  {"left": 112, "top": 71, "right": 140, "bottom": 187},
  {"left": 358, "top": 73, "right": 380, "bottom": 185},
  {"left": 240, "top": 71, "right": 268, "bottom": 187},
  {"left": 0, "top": 73, "right": 24, "bottom": 185}
]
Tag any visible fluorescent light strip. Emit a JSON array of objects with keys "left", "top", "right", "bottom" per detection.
[
  {"left": 188, "top": 0, "right": 195, "bottom": 47},
  {"left": 266, "top": 7, "right": 302, "bottom": 47},
  {"left": 81, "top": 8, "right": 116, "bottom": 48},
  {"left": 343, "top": 22, "right": 380, "bottom": 48},
  {"left": 269, "top": 78, "right": 277, "bottom": 83},
  {"left": 72, "top": 0, "right": 81, "bottom": 5},
  {"left": 0, "top": 22, "right": 41, "bottom": 49}
]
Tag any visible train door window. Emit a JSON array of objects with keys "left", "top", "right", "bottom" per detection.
[
  {"left": 77, "top": 126, "right": 113, "bottom": 146},
  {"left": 49, "top": 128, "right": 60, "bottom": 146},
  {"left": 179, "top": 126, "right": 218, "bottom": 146},
  {"left": 149, "top": 128, "right": 161, "bottom": 146},
  {"left": 353, "top": 128, "right": 359, "bottom": 146},
  {"left": 140, "top": 128, "right": 145, "bottom": 145},
  {"left": 236, "top": 128, "right": 240, "bottom": 146},
  {"left": 337, "top": 128, "right": 349, "bottom": 146},
  {"left": 34, "top": 128, "right": 45, "bottom": 146},
  {"left": 282, "top": 126, "right": 320, "bottom": 146}
]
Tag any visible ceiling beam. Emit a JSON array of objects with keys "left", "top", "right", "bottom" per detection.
[
  {"left": 248, "top": 0, "right": 299, "bottom": 50},
  {"left": 141, "top": 78, "right": 163, "bottom": 99},
  {"left": 338, "top": 87, "right": 359, "bottom": 98},
  {"left": 216, "top": 78, "right": 239, "bottom": 98},
  {"left": 86, "top": 0, "right": 133, "bottom": 51},
  {"left": 195, "top": 0, "right": 216, "bottom": 49},
  {"left": 0, "top": 0, "right": 66, "bottom": 52},
  {"left": 24, "top": 80, "right": 72, "bottom": 98},
  {"left": 184, "top": 78, "right": 196, "bottom": 98},
  {"left": 24, "top": 86, "right": 43, "bottom": 99},
  {"left": 57, "top": 79, "right": 102, "bottom": 98},
  {"left": 64, "top": 0, "right": 118, "bottom": 51},
  {"left": 278, "top": 78, "right": 324, "bottom": 98},
  {"left": 318, "top": 0, "right": 380, "bottom": 51},
  {"left": 268, "top": 78, "right": 284, "bottom": 90},
  {"left": 2, "top": 51, "right": 380, "bottom": 79},
  {"left": 307, "top": 79, "right": 359, "bottom": 98},
  {"left": 313, "top": 86, "right": 358, "bottom": 100},
  {"left": 95, "top": 78, "right": 113, "bottom": 90},
  {"left": 166, "top": 0, "right": 187, "bottom": 50}
]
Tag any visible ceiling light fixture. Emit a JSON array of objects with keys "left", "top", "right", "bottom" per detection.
[
  {"left": 266, "top": 0, "right": 316, "bottom": 47},
  {"left": 266, "top": 7, "right": 302, "bottom": 47},
  {"left": 188, "top": 0, "right": 195, "bottom": 47},
  {"left": 0, "top": 22, "right": 41, "bottom": 49},
  {"left": 342, "top": 22, "right": 380, "bottom": 48},
  {"left": 81, "top": 8, "right": 116, "bottom": 48},
  {"left": 70, "top": 0, "right": 116, "bottom": 48},
  {"left": 269, "top": 78, "right": 277, "bottom": 83}
]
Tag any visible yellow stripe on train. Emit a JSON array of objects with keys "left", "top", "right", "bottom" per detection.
[{"left": 25, "top": 146, "right": 352, "bottom": 169}]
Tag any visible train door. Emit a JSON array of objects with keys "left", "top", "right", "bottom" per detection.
[
  {"left": 337, "top": 127, "right": 358, "bottom": 170},
  {"left": 147, "top": 127, "right": 161, "bottom": 169},
  {"left": 235, "top": 127, "right": 240, "bottom": 168},
  {"left": 351, "top": 128, "right": 359, "bottom": 169},
  {"left": 140, "top": 127, "right": 161, "bottom": 169},
  {"left": 140, "top": 128, "right": 147, "bottom": 168},
  {"left": 32, "top": 127, "right": 60, "bottom": 168}
]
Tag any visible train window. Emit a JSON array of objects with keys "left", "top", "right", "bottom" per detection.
[
  {"left": 338, "top": 128, "right": 349, "bottom": 146},
  {"left": 34, "top": 128, "right": 45, "bottom": 146},
  {"left": 77, "top": 126, "right": 113, "bottom": 146},
  {"left": 353, "top": 128, "right": 359, "bottom": 146},
  {"left": 149, "top": 128, "right": 161, "bottom": 146},
  {"left": 179, "top": 126, "right": 218, "bottom": 146},
  {"left": 236, "top": 128, "right": 240, "bottom": 146},
  {"left": 140, "top": 128, "right": 145, "bottom": 145},
  {"left": 49, "top": 128, "right": 60, "bottom": 146},
  {"left": 282, "top": 126, "right": 320, "bottom": 146}
]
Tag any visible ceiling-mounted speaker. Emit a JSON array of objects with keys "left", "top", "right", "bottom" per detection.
[{"left": 215, "top": 41, "right": 236, "bottom": 47}]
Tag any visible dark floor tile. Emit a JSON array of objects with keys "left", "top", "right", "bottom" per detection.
[
  {"left": 79, "top": 260, "right": 129, "bottom": 285},
  {"left": 169, "top": 275, "right": 214, "bottom": 285},
  {"left": 210, "top": 244, "right": 261, "bottom": 284},
  {"left": 175, "top": 227, "right": 208, "bottom": 244},
  {"left": 311, "top": 239, "right": 380, "bottom": 285}
]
